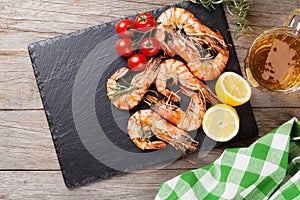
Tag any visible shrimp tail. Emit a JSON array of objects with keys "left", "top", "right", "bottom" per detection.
[
  {"left": 152, "top": 119, "right": 199, "bottom": 152},
  {"left": 204, "top": 86, "right": 219, "bottom": 105},
  {"left": 132, "top": 138, "right": 167, "bottom": 150}
]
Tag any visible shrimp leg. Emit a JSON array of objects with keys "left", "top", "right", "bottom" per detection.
[
  {"left": 106, "top": 58, "right": 161, "bottom": 110},
  {"left": 155, "top": 7, "right": 229, "bottom": 80},
  {"left": 145, "top": 89, "right": 206, "bottom": 131},
  {"left": 127, "top": 110, "right": 167, "bottom": 150},
  {"left": 127, "top": 109, "right": 198, "bottom": 152}
]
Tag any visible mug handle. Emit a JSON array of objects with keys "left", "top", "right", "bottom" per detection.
[{"left": 283, "top": 8, "right": 300, "bottom": 31}]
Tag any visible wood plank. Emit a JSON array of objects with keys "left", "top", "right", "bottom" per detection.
[
  {"left": 0, "top": 0, "right": 297, "bottom": 52},
  {"left": 0, "top": 0, "right": 299, "bottom": 199},
  {"left": 0, "top": 0, "right": 299, "bottom": 109},
  {"left": 0, "top": 53, "right": 299, "bottom": 109},
  {"left": 0, "top": 0, "right": 178, "bottom": 51},
  {"left": 0, "top": 71, "right": 43, "bottom": 109},
  {"left": 0, "top": 108, "right": 298, "bottom": 170},
  {"left": 0, "top": 53, "right": 44, "bottom": 109},
  {"left": 0, "top": 170, "right": 177, "bottom": 200},
  {"left": 0, "top": 109, "right": 222, "bottom": 170},
  {"left": 250, "top": 88, "right": 300, "bottom": 109},
  {"left": 253, "top": 108, "right": 300, "bottom": 135},
  {"left": 0, "top": 107, "right": 297, "bottom": 200},
  {"left": 0, "top": 110, "right": 59, "bottom": 170}
]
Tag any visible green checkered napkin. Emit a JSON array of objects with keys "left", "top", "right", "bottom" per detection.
[{"left": 156, "top": 117, "right": 300, "bottom": 200}]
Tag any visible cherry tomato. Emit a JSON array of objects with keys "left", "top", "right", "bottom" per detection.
[
  {"left": 116, "top": 19, "right": 135, "bottom": 38},
  {"left": 128, "top": 54, "right": 147, "bottom": 71},
  {"left": 115, "top": 38, "right": 135, "bottom": 57},
  {"left": 140, "top": 37, "right": 160, "bottom": 57},
  {"left": 134, "top": 13, "right": 156, "bottom": 32}
]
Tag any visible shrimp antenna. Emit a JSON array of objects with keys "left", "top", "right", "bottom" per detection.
[{"left": 145, "top": 89, "right": 159, "bottom": 97}]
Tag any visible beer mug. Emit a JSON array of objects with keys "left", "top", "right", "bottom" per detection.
[{"left": 244, "top": 8, "right": 300, "bottom": 93}]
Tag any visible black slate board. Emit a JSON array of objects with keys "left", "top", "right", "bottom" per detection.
[{"left": 28, "top": 1, "right": 258, "bottom": 188}]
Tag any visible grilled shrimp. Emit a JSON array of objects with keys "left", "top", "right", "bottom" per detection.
[
  {"left": 155, "top": 7, "right": 229, "bottom": 80},
  {"left": 156, "top": 58, "right": 217, "bottom": 104},
  {"left": 127, "top": 109, "right": 198, "bottom": 152},
  {"left": 151, "top": 115, "right": 199, "bottom": 152},
  {"left": 127, "top": 109, "right": 167, "bottom": 150},
  {"left": 145, "top": 89, "right": 206, "bottom": 131},
  {"left": 106, "top": 58, "right": 161, "bottom": 110}
]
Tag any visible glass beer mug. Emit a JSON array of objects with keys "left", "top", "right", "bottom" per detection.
[{"left": 245, "top": 8, "right": 300, "bottom": 93}]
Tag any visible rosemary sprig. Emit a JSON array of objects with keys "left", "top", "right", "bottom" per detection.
[
  {"left": 109, "top": 79, "right": 142, "bottom": 102},
  {"left": 230, "top": 0, "right": 252, "bottom": 39},
  {"left": 189, "top": 0, "right": 252, "bottom": 39},
  {"left": 190, "top": 0, "right": 224, "bottom": 12}
]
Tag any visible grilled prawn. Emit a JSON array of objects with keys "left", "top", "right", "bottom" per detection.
[
  {"left": 155, "top": 7, "right": 229, "bottom": 80},
  {"left": 145, "top": 88, "right": 206, "bottom": 131},
  {"left": 156, "top": 58, "right": 217, "bottom": 104},
  {"left": 106, "top": 58, "right": 161, "bottom": 110},
  {"left": 127, "top": 109, "right": 198, "bottom": 152}
]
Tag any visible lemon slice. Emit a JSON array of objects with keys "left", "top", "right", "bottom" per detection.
[
  {"left": 202, "top": 104, "right": 240, "bottom": 142},
  {"left": 215, "top": 71, "right": 251, "bottom": 106}
]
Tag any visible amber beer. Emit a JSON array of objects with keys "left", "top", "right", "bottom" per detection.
[
  {"left": 246, "top": 28, "right": 300, "bottom": 92},
  {"left": 245, "top": 8, "right": 300, "bottom": 93}
]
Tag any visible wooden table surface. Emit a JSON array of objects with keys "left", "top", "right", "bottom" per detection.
[{"left": 0, "top": 0, "right": 299, "bottom": 199}]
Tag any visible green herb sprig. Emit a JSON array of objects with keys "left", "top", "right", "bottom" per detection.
[
  {"left": 108, "top": 78, "right": 142, "bottom": 102},
  {"left": 189, "top": 0, "right": 252, "bottom": 39}
]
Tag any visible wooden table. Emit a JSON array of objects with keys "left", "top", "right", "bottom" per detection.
[{"left": 0, "top": 0, "right": 299, "bottom": 199}]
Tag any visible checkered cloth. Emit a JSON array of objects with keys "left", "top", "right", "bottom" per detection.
[{"left": 156, "top": 117, "right": 300, "bottom": 200}]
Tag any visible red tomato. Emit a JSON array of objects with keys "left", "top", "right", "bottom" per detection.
[
  {"left": 115, "top": 38, "right": 135, "bottom": 57},
  {"left": 134, "top": 13, "right": 156, "bottom": 32},
  {"left": 116, "top": 19, "right": 135, "bottom": 38},
  {"left": 140, "top": 37, "right": 160, "bottom": 57},
  {"left": 128, "top": 54, "right": 147, "bottom": 71}
]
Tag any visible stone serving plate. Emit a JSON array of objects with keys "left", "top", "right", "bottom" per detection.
[{"left": 28, "top": 1, "right": 258, "bottom": 188}]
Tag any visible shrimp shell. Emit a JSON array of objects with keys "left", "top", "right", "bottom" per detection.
[
  {"left": 127, "top": 109, "right": 198, "bottom": 152},
  {"left": 156, "top": 58, "right": 217, "bottom": 104},
  {"left": 127, "top": 109, "right": 167, "bottom": 150},
  {"left": 106, "top": 58, "right": 161, "bottom": 110},
  {"left": 145, "top": 90, "right": 206, "bottom": 132},
  {"left": 155, "top": 7, "right": 229, "bottom": 80}
]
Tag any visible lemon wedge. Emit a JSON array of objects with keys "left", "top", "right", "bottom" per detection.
[
  {"left": 202, "top": 104, "right": 240, "bottom": 142},
  {"left": 215, "top": 71, "right": 251, "bottom": 106}
]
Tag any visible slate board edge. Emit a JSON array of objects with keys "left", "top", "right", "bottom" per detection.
[
  {"left": 215, "top": 5, "right": 259, "bottom": 141},
  {"left": 27, "top": 2, "right": 259, "bottom": 188}
]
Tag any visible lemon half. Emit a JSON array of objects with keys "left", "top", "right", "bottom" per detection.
[
  {"left": 202, "top": 104, "right": 240, "bottom": 142},
  {"left": 215, "top": 72, "right": 251, "bottom": 106}
]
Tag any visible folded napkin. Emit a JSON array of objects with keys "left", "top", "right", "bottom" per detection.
[{"left": 156, "top": 117, "right": 300, "bottom": 200}]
